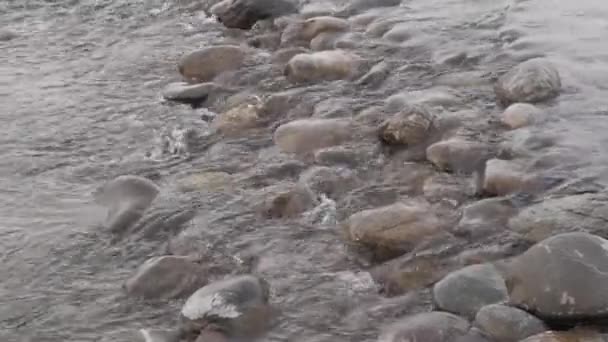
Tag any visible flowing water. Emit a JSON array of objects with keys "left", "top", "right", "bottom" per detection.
[{"left": 2, "top": 0, "right": 608, "bottom": 341}]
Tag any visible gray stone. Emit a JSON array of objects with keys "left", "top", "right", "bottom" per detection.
[
  {"left": 505, "top": 232, "right": 608, "bottom": 320},
  {"left": 433, "top": 263, "right": 509, "bottom": 319},
  {"left": 178, "top": 46, "right": 246, "bottom": 83},
  {"left": 378, "top": 311, "right": 470, "bottom": 342},
  {"left": 378, "top": 104, "right": 437, "bottom": 146},
  {"left": 274, "top": 118, "right": 354, "bottom": 154},
  {"left": 217, "top": 0, "right": 298, "bottom": 30},
  {"left": 495, "top": 58, "right": 561, "bottom": 105},
  {"left": 455, "top": 198, "right": 516, "bottom": 239},
  {"left": 474, "top": 304, "right": 547, "bottom": 342}
]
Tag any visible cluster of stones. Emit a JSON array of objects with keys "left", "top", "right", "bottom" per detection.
[{"left": 93, "top": 0, "right": 608, "bottom": 341}]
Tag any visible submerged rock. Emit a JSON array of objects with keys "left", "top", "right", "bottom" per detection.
[
  {"left": 343, "top": 200, "right": 444, "bottom": 260},
  {"left": 93, "top": 175, "right": 160, "bottom": 234},
  {"left": 378, "top": 311, "right": 470, "bottom": 342},
  {"left": 274, "top": 118, "right": 353, "bottom": 154},
  {"left": 298, "top": 166, "right": 358, "bottom": 199},
  {"left": 482, "top": 159, "right": 531, "bottom": 196},
  {"left": 379, "top": 104, "right": 437, "bottom": 146},
  {"left": 124, "top": 256, "right": 207, "bottom": 300},
  {"left": 255, "top": 183, "right": 317, "bottom": 219},
  {"left": 501, "top": 102, "right": 543, "bottom": 129},
  {"left": 179, "top": 275, "right": 271, "bottom": 338},
  {"left": 426, "top": 138, "right": 490, "bottom": 174},
  {"left": 506, "top": 232, "right": 608, "bottom": 321},
  {"left": 178, "top": 46, "right": 246, "bottom": 83},
  {"left": 217, "top": 0, "right": 298, "bottom": 30},
  {"left": 474, "top": 304, "right": 547, "bottom": 342},
  {"left": 162, "top": 82, "right": 229, "bottom": 106},
  {"left": 211, "top": 97, "right": 263, "bottom": 134},
  {"left": 284, "top": 50, "right": 361, "bottom": 83},
  {"left": 177, "top": 172, "right": 234, "bottom": 193},
  {"left": 433, "top": 263, "right": 509, "bottom": 319},
  {"left": 300, "top": 16, "right": 350, "bottom": 41},
  {"left": 455, "top": 197, "right": 516, "bottom": 239},
  {"left": 494, "top": 58, "right": 561, "bottom": 105}
]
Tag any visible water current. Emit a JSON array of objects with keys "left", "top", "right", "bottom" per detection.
[{"left": 2, "top": 0, "right": 608, "bottom": 341}]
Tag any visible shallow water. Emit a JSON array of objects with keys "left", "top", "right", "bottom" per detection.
[{"left": 2, "top": 0, "right": 608, "bottom": 341}]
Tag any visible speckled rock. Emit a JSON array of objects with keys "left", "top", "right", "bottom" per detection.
[
  {"left": 494, "top": 58, "right": 561, "bottom": 105},
  {"left": 455, "top": 198, "right": 516, "bottom": 239},
  {"left": 255, "top": 183, "right": 317, "bottom": 219},
  {"left": 474, "top": 304, "right": 547, "bottom": 342},
  {"left": 482, "top": 159, "right": 531, "bottom": 196},
  {"left": 505, "top": 233, "right": 608, "bottom": 321},
  {"left": 179, "top": 275, "right": 271, "bottom": 339},
  {"left": 178, "top": 46, "right": 246, "bottom": 83},
  {"left": 507, "top": 194, "right": 608, "bottom": 242},
  {"left": 93, "top": 175, "right": 160, "bottom": 234},
  {"left": 501, "top": 103, "right": 543, "bottom": 129},
  {"left": 216, "top": 0, "right": 297, "bottom": 30},
  {"left": 284, "top": 50, "right": 361, "bottom": 83},
  {"left": 211, "top": 97, "right": 263, "bottom": 134},
  {"left": 433, "top": 263, "right": 509, "bottom": 319},
  {"left": 274, "top": 118, "right": 353, "bottom": 154},
  {"left": 343, "top": 200, "right": 444, "bottom": 260},
  {"left": 520, "top": 329, "right": 606, "bottom": 342},
  {"left": 378, "top": 311, "right": 470, "bottom": 342},
  {"left": 426, "top": 138, "right": 491, "bottom": 174},
  {"left": 124, "top": 256, "right": 207, "bottom": 300},
  {"left": 379, "top": 104, "right": 437, "bottom": 146}
]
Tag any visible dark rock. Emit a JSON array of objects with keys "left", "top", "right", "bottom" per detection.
[
  {"left": 217, "top": 0, "right": 298, "bottom": 30},
  {"left": 474, "top": 304, "right": 547, "bottom": 342},
  {"left": 379, "top": 104, "right": 437, "bottom": 146},
  {"left": 494, "top": 58, "right": 561, "bottom": 105},
  {"left": 433, "top": 263, "right": 509, "bottom": 320},
  {"left": 124, "top": 256, "right": 207, "bottom": 300},
  {"left": 378, "top": 311, "right": 470, "bottom": 342},
  {"left": 505, "top": 232, "right": 608, "bottom": 321}
]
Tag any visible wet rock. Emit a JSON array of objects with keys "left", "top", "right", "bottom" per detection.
[
  {"left": 217, "top": 0, "right": 298, "bottom": 30},
  {"left": 365, "top": 18, "right": 404, "bottom": 38},
  {"left": 454, "top": 328, "right": 493, "bottom": 342},
  {"left": 194, "top": 329, "right": 229, "bottom": 342},
  {"left": 299, "top": 166, "right": 358, "bottom": 199},
  {"left": 274, "top": 118, "right": 353, "bottom": 154},
  {"left": 386, "top": 87, "right": 463, "bottom": 111},
  {"left": 343, "top": 200, "right": 443, "bottom": 260},
  {"left": 93, "top": 175, "right": 160, "bottom": 234},
  {"left": 132, "top": 328, "right": 181, "bottom": 342},
  {"left": 179, "top": 275, "right": 271, "bottom": 339},
  {"left": 426, "top": 138, "right": 491, "bottom": 174},
  {"left": 507, "top": 194, "right": 608, "bottom": 242},
  {"left": 455, "top": 198, "right": 516, "bottom": 239},
  {"left": 209, "top": 0, "right": 232, "bottom": 17},
  {"left": 211, "top": 97, "right": 263, "bottom": 134},
  {"left": 520, "top": 329, "right": 606, "bottom": 342},
  {"left": 124, "top": 256, "right": 207, "bottom": 300},
  {"left": 494, "top": 58, "right": 561, "bottom": 105},
  {"left": 178, "top": 46, "right": 246, "bottom": 83},
  {"left": 177, "top": 172, "right": 234, "bottom": 193},
  {"left": 423, "top": 174, "right": 470, "bottom": 205},
  {"left": 378, "top": 311, "right": 470, "bottom": 342},
  {"left": 313, "top": 144, "right": 375, "bottom": 167},
  {"left": 482, "top": 159, "right": 531, "bottom": 196},
  {"left": 433, "top": 263, "right": 509, "bottom": 319},
  {"left": 474, "top": 304, "right": 547, "bottom": 342},
  {"left": 255, "top": 183, "right": 317, "bottom": 219},
  {"left": 300, "top": 16, "right": 349, "bottom": 41},
  {"left": 505, "top": 232, "right": 608, "bottom": 321},
  {"left": 349, "top": 12, "right": 381, "bottom": 28},
  {"left": 357, "top": 61, "right": 390, "bottom": 87},
  {"left": 162, "top": 82, "right": 229, "bottom": 106},
  {"left": 379, "top": 104, "right": 437, "bottom": 146},
  {"left": 501, "top": 103, "right": 543, "bottom": 129},
  {"left": 382, "top": 23, "right": 413, "bottom": 43},
  {"left": 310, "top": 32, "right": 342, "bottom": 51},
  {"left": 0, "top": 29, "right": 18, "bottom": 41},
  {"left": 247, "top": 33, "right": 281, "bottom": 50},
  {"left": 284, "top": 50, "right": 361, "bottom": 83},
  {"left": 272, "top": 46, "right": 310, "bottom": 64}
]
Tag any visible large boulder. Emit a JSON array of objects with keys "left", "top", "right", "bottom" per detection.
[
  {"left": 217, "top": 0, "right": 298, "bottom": 30},
  {"left": 93, "top": 175, "right": 160, "bottom": 234},
  {"left": 124, "top": 256, "right": 207, "bottom": 300},
  {"left": 179, "top": 275, "right": 271, "bottom": 339},
  {"left": 273, "top": 118, "right": 354, "bottom": 154},
  {"left": 284, "top": 50, "right": 361, "bottom": 83},
  {"left": 378, "top": 104, "right": 437, "bottom": 146},
  {"left": 343, "top": 201, "right": 444, "bottom": 260},
  {"left": 378, "top": 311, "right": 470, "bottom": 342},
  {"left": 494, "top": 58, "right": 561, "bottom": 105},
  {"left": 178, "top": 46, "right": 246, "bottom": 83},
  {"left": 433, "top": 263, "right": 509, "bottom": 319},
  {"left": 505, "top": 232, "right": 608, "bottom": 321},
  {"left": 474, "top": 304, "right": 547, "bottom": 342}
]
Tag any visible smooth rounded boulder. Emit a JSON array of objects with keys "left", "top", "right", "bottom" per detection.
[
  {"left": 474, "top": 304, "right": 547, "bottom": 342},
  {"left": 274, "top": 118, "right": 353, "bottom": 154},
  {"left": 93, "top": 175, "right": 160, "bottom": 234},
  {"left": 284, "top": 50, "right": 361, "bottom": 83},
  {"left": 505, "top": 232, "right": 608, "bottom": 321},
  {"left": 433, "top": 263, "right": 509, "bottom": 319},
  {"left": 501, "top": 103, "right": 543, "bottom": 129},
  {"left": 300, "top": 16, "right": 350, "bottom": 41},
  {"left": 254, "top": 182, "right": 317, "bottom": 219},
  {"left": 482, "top": 159, "right": 531, "bottom": 196},
  {"left": 178, "top": 46, "right": 246, "bottom": 83},
  {"left": 379, "top": 104, "right": 437, "bottom": 146},
  {"left": 179, "top": 275, "right": 271, "bottom": 338},
  {"left": 124, "top": 256, "right": 207, "bottom": 300},
  {"left": 494, "top": 58, "right": 561, "bottom": 105},
  {"left": 217, "top": 0, "right": 298, "bottom": 30},
  {"left": 378, "top": 311, "right": 470, "bottom": 342},
  {"left": 426, "top": 138, "right": 491, "bottom": 174}
]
